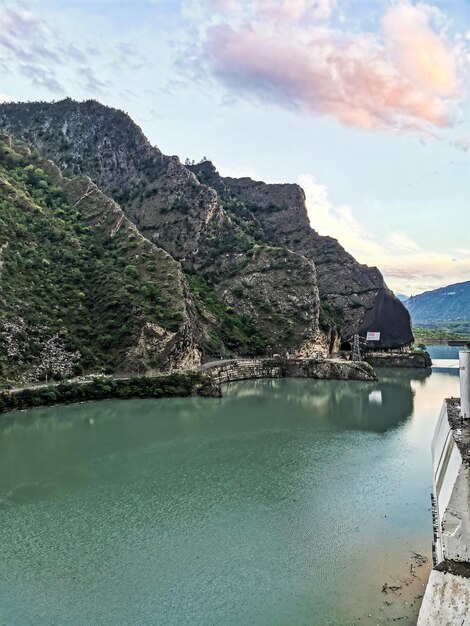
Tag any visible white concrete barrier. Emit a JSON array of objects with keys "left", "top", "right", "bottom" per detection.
[{"left": 460, "top": 350, "right": 470, "bottom": 420}]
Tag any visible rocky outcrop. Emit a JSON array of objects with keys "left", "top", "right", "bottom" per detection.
[
  {"left": 0, "top": 99, "right": 413, "bottom": 355},
  {"left": 364, "top": 351, "right": 432, "bottom": 369},
  {"left": 0, "top": 134, "right": 202, "bottom": 384},
  {"left": 190, "top": 161, "right": 413, "bottom": 349},
  {"left": 62, "top": 175, "right": 203, "bottom": 373},
  {"left": 0, "top": 99, "right": 322, "bottom": 356}
]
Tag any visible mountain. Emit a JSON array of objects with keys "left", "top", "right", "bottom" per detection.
[
  {"left": 0, "top": 133, "right": 202, "bottom": 383},
  {"left": 187, "top": 159, "right": 413, "bottom": 348},
  {"left": 0, "top": 99, "right": 413, "bottom": 381},
  {"left": 406, "top": 281, "right": 470, "bottom": 325},
  {"left": 396, "top": 294, "right": 409, "bottom": 304},
  {"left": 0, "top": 99, "right": 321, "bottom": 361}
]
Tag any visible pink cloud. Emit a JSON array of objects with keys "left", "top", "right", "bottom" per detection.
[
  {"left": 383, "top": 3, "right": 456, "bottom": 96},
  {"left": 203, "top": 2, "right": 467, "bottom": 133},
  {"left": 209, "top": 0, "right": 336, "bottom": 20}
]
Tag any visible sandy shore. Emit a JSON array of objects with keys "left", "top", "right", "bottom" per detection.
[{"left": 351, "top": 550, "right": 432, "bottom": 625}]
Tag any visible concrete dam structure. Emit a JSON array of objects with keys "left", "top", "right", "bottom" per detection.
[{"left": 418, "top": 350, "right": 470, "bottom": 624}]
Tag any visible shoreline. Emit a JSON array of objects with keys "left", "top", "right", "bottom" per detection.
[
  {"left": 0, "top": 372, "right": 221, "bottom": 415},
  {"left": 353, "top": 550, "right": 431, "bottom": 625},
  {"left": 0, "top": 358, "right": 378, "bottom": 414},
  {"left": 416, "top": 337, "right": 470, "bottom": 345}
]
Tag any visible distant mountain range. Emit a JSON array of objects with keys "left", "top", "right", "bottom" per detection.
[{"left": 405, "top": 281, "right": 470, "bottom": 326}]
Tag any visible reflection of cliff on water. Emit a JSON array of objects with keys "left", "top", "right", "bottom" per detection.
[{"left": 223, "top": 369, "right": 431, "bottom": 434}]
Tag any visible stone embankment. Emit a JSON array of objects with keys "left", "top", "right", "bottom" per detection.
[
  {"left": 364, "top": 351, "right": 432, "bottom": 369},
  {"left": 201, "top": 358, "right": 377, "bottom": 385}
]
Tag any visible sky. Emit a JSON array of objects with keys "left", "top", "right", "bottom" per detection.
[{"left": 0, "top": 0, "right": 469, "bottom": 296}]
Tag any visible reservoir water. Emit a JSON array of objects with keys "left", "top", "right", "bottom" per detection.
[
  {"left": 426, "top": 344, "right": 462, "bottom": 360},
  {"left": 0, "top": 357, "right": 459, "bottom": 625}
]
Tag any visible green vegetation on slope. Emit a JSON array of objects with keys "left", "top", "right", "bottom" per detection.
[
  {"left": 0, "top": 101, "right": 322, "bottom": 355},
  {"left": 406, "top": 281, "right": 470, "bottom": 326},
  {"left": 185, "top": 271, "right": 267, "bottom": 356},
  {"left": 0, "top": 134, "right": 187, "bottom": 384}
]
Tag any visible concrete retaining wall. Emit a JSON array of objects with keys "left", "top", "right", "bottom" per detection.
[
  {"left": 205, "top": 358, "right": 377, "bottom": 385},
  {"left": 432, "top": 401, "right": 470, "bottom": 565}
]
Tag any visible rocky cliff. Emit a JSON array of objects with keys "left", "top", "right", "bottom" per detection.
[
  {"left": 0, "top": 98, "right": 413, "bottom": 367},
  {"left": 0, "top": 99, "right": 321, "bottom": 358},
  {"left": 189, "top": 160, "right": 414, "bottom": 349},
  {"left": 0, "top": 133, "right": 202, "bottom": 383}
]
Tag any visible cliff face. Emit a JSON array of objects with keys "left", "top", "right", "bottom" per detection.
[
  {"left": 189, "top": 160, "right": 414, "bottom": 349},
  {"left": 0, "top": 98, "right": 413, "bottom": 358},
  {"left": 0, "top": 133, "right": 201, "bottom": 384},
  {"left": 0, "top": 100, "right": 321, "bottom": 359}
]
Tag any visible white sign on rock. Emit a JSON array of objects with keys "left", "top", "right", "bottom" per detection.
[{"left": 366, "top": 332, "right": 381, "bottom": 341}]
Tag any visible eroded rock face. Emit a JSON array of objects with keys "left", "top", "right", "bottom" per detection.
[
  {"left": 0, "top": 98, "right": 413, "bottom": 354},
  {"left": 204, "top": 357, "right": 378, "bottom": 384},
  {"left": 63, "top": 175, "right": 203, "bottom": 372},
  {"left": 0, "top": 99, "right": 322, "bottom": 356},
  {"left": 0, "top": 134, "right": 203, "bottom": 383},
  {"left": 189, "top": 161, "right": 414, "bottom": 348}
]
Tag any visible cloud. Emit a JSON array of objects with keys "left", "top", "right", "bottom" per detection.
[
  {"left": 300, "top": 174, "right": 470, "bottom": 293},
  {"left": 453, "top": 136, "right": 470, "bottom": 151},
  {"left": 0, "top": 7, "right": 61, "bottom": 65},
  {"left": 76, "top": 67, "right": 109, "bottom": 95},
  {"left": 210, "top": 0, "right": 240, "bottom": 11},
  {"left": 382, "top": 3, "right": 456, "bottom": 96},
  {"left": 0, "top": 94, "right": 14, "bottom": 103},
  {"left": 385, "top": 232, "right": 421, "bottom": 253},
  {"left": 19, "top": 63, "right": 66, "bottom": 95},
  {"left": 258, "top": 0, "right": 336, "bottom": 23},
  {"left": 199, "top": 1, "right": 468, "bottom": 134},
  {"left": 209, "top": 0, "right": 336, "bottom": 21},
  {"left": 0, "top": 3, "right": 108, "bottom": 97}
]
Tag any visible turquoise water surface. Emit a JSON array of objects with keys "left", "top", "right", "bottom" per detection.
[{"left": 0, "top": 367, "right": 459, "bottom": 625}]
